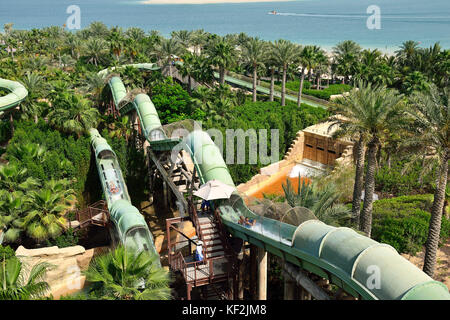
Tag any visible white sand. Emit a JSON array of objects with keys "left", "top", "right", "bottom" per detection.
[{"left": 141, "top": 0, "right": 294, "bottom": 4}]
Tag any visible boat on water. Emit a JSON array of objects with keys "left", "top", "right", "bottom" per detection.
[{"left": 268, "top": 10, "right": 278, "bottom": 15}]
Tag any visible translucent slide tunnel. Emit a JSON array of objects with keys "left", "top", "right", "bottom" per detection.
[{"left": 89, "top": 128, "right": 159, "bottom": 262}]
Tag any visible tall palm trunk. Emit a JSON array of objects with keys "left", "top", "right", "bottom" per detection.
[
  {"left": 252, "top": 64, "right": 257, "bottom": 102},
  {"left": 297, "top": 68, "right": 305, "bottom": 108},
  {"left": 187, "top": 75, "right": 192, "bottom": 94},
  {"left": 168, "top": 59, "right": 173, "bottom": 78},
  {"left": 269, "top": 68, "right": 275, "bottom": 102},
  {"left": 281, "top": 65, "right": 287, "bottom": 106},
  {"left": 360, "top": 137, "right": 379, "bottom": 237},
  {"left": 352, "top": 135, "right": 365, "bottom": 226},
  {"left": 9, "top": 113, "right": 14, "bottom": 136},
  {"left": 423, "top": 150, "right": 449, "bottom": 277},
  {"left": 219, "top": 67, "right": 225, "bottom": 85}
]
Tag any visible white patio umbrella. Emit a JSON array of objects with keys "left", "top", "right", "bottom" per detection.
[{"left": 193, "top": 180, "right": 235, "bottom": 201}]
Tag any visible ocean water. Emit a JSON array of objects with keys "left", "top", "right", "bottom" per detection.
[{"left": 1, "top": 0, "right": 449, "bottom": 52}]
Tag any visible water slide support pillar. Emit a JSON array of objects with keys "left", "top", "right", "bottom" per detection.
[
  {"left": 187, "top": 284, "right": 192, "bottom": 300},
  {"left": 283, "top": 271, "right": 297, "bottom": 300},
  {"left": 249, "top": 244, "right": 258, "bottom": 298},
  {"left": 284, "top": 262, "right": 330, "bottom": 300},
  {"left": 257, "top": 246, "right": 267, "bottom": 300},
  {"left": 238, "top": 255, "right": 245, "bottom": 299}
]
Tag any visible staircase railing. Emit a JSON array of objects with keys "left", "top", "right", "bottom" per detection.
[
  {"left": 213, "top": 208, "right": 239, "bottom": 270},
  {"left": 73, "top": 200, "right": 109, "bottom": 229},
  {"left": 188, "top": 200, "right": 209, "bottom": 260}
]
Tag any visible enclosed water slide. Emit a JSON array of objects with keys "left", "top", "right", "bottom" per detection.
[
  {"left": 0, "top": 78, "right": 28, "bottom": 115},
  {"left": 89, "top": 128, "right": 159, "bottom": 261},
  {"left": 101, "top": 67, "right": 450, "bottom": 300}
]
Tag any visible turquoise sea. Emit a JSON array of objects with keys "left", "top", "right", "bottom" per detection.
[{"left": 1, "top": 0, "right": 449, "bottom": 52}]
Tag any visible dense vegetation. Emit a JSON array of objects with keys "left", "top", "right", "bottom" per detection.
[{"left": 372, "top": 195, "right": 450, "bottom": 255}]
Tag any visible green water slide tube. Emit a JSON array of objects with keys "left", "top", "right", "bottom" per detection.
[
  {"left": 89, "top": 128, "right": 159, "bottom": 260},
  {"left": 100, "top": 66, "right": 167, "bottom": 141},
  {"left": 98, "top": 63, "right": 160, "bottom": 79},
  {"left": 185, "top": 130, "right": 450, "bottom": 300},
  {"left": 0, "top": 78, "right": 28, "bottom": 112}
]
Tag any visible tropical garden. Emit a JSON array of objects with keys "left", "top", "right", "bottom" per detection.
[{"left": 0, "top": 21, "right": 448, "bottom": 299}]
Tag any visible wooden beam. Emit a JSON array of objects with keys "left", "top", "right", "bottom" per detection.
[
  {"left": 283, "top": 262, "right": 331, "bottom": 300},
  {"left": 148, "top": 148, "right": 188, "bottom": 211}
]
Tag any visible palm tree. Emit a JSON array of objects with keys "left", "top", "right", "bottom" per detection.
[
  {"left": 330, "top": 82, "right": 404, "bottom": 236},
  {"left": 207, "top": 38, "right": 237, "bottom": 85},
  {"left": 190, "top": 29, "right": 208, "bottom": 55},
  {"left": 152, "top": 38, "right": 181, "bottom": 78},
  {"left": 176, "top": 52, "right": 196, "bottom": 93},
  {"left": 297, "top": 45, "right": 317, "bottom": 107},
  {"left": 282, "top": 179, "right": 351, "bottom": 226},
  {"left": 3, "top": 23, "right": 15, "bottom": 60},
  {"left": 86, "top": 21, "right": 110, "bottom": 38},
  {"left": 6, "top": 142, "right": 46, "bottom": 164},
  {"left": 332, "top": 40, "right": 362, "bottom": 84},
  {"left": 82, "top": 72, "right": 106, "bottom": 104},
  {"left": 84, "top": 246, "right": 171, "bottom": 300},
  {"left": 0, "top": 257, "right": 52, "bottom": 300},
  {"left": 171, "top": 30, "right": 192, "bottom": 51},
  {"left": 241, "top": 37, "right": 266, "bottom": 102},
  {"left": 0, "top": 164, "right": 40, "bottom": 194},
  {"left": 0, "top": 191, "right": 29, "bottom": 243},
  {"left": 314, "top": 50, "right": 329, "bottom": 89},
  {"left": 108, "top": 26, "right": 125, "bottom": 59},
  {"left": 48, "top": 93, "right": 100, "bottom": 138},
  {"left": 396, "top": 40, "right": 420, "bottom": 68},
  {"left": 403, "top": 85, "right": 449, "bottom": 277},
  {"left": 20, "top": 72, "right": 50, "bottom": 122},
  {"left": 109, "top": 116, "right": 132, "bottom": 143},
  {"left": 271, "top": 40, "right": 298, "bottom": 106},
  {"left": 265, "top": 42, "right": 278, "bottom": 102},
  {"left": 21, "top": 181, "right": 75, "bottom": 242},
  {"left": 65, "top": 34, "right": 82, "bottom": 60},
  {"left": 84, "top": 38, "right": 108, "bottom": 66}
]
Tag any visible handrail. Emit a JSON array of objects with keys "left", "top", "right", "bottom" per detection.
[
  {"left": 213, "top": 209, "right": 239, "bottom": 273},
  {"left": 188, "top": 200, "right": 208, "bottom": 260}
]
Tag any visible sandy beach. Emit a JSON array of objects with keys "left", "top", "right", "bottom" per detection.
[{"left": 141, "top": 0, "right": 294, "bottom": 4}]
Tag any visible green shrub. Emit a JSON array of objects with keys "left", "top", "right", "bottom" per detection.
[
  {"left": 0, "top": 245, "right": 16, "bottom": 261},
  {"left": 303, "top": 84, "right": 352, "bottom": 100},
  {"left": 6, "top": 120, "right": 91, "bottom": 198},
  {"left": 45, "top": 228, "right": 79, "bottom": 248},
  {"left": 371, "top": 194, "right": 450, "bottom": 255},
  {"left": 278, "top": 80, "right": 312, "bottom": 91},
  {"left": 150, "top": 78, "right": 192, "bottom": 124},
  {"left": 375, "top": 160, "right": 437, "bottom": 195}
]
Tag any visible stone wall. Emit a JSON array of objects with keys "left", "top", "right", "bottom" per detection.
[{"left": 15, "top": 245, "right": 108, "bottom": 299}]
